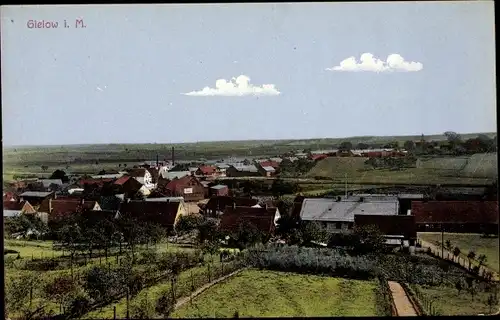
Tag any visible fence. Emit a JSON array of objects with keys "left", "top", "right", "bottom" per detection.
[
  {"left": 377, "top": 276, "right": 397, "bottom": 316},
  {"left": 422, "top": 242, "right": 493, "bottom": 279},
  {"left": 407, "top": 283, "right": 440, "bottom": 316},
  {"left": 109, "top": 257, "right": 246, "bottom": 319}
]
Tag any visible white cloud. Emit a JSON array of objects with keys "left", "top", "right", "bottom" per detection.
[
  {"left": 183, "top": 75, "right": 280, "bottom": 96},
  {"left": 326, "top": 53, "right": 423, "bottom": 73}
]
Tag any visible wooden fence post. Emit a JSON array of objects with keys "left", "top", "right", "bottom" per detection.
[
  {"left": 113, "top": 306, "right": 116, "bottom": 320},
  {"left": 126, "top": 287, "right": 130, "bottom": 320}
]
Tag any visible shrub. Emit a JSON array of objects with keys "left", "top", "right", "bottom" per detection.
[
  {"left": 130, "top": 293, "right": 155, "bottom": 319},
  {"left": 67, "top": 291, "right": 92, "bottom": 318},
  {"left": 155, "top": 290, "right": 175, "bottom": 317}
]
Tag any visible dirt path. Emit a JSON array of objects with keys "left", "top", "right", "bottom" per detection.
[
  {"left": 419, "top": 239, "right": 499, "bottom": 281},
  {"left": 174, "top": 268, "right": 245, "bottom": 310},
  {"left": 388, "top": 281, "right": 418, "bottom": 317}
]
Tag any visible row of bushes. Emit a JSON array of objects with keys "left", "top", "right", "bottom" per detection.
[{"left": 241, "top": 244, "right": 480, "bottom": 288}]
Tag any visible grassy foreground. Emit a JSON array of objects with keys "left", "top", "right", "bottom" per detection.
[
  {"left": 171, "top": 269, "right": 380, "bottom": 318},
  {"left": 416, "top": 284, "right": 497, "bottom": 316},
  {"left": 418, "top": 232, "right": 499, "bottom": 272}
]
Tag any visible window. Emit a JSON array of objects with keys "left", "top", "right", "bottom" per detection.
[{"left": 336, "top": 222, "right": 342, "bottom": 229}]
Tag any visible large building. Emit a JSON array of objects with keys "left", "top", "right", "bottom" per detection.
[{"left": 298, "top": 197, "right": 399, "bottom": 233}]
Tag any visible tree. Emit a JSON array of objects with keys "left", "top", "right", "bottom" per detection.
[
  {"left": 50, "top": 169, "right": 69, "bottom": 183},
  {"left": 468, "top": 282, "right": 478, "bottom": 301},
  {"left": 356, "top": 143, "right": 369, "bottom": 150},
  {"left": 43, "top": 275, "right": 77, "bottom": 314},
  {"left": 275, "top": 215, "right": 301, "bottom": 241},
  {"left": 231, "top": 221, "right": 265, "bottom": 250},
  {"left": 197, "top": 217, "right": 220, "bottom": 244},
  {"left": 155, "top": 290, "right": 175, "bottom": 318},
  {"left": 271, "top": 179, "right": 298, "bottom": 197},
  {"left": 130, "top": 293, "right": 155, "bottom": 319},
  {"left": 175, "top": 214, "right": 204, "bottom": 236},
  {"left": 242, "top": 159, "right": 251, "bottom": 165},
  {"left": 5, "top": 272, "right": 45, "bottom": 320},
  {"left": 467, "top": 250, "right": 476, "bottom": 270},
  {"left": 300, "top": 221, "right": 327, "bottom": 246},
  {"left": 41, "top": 165, "right": 49, "bottom": 171},
  {"left": 478, "top": 254, "right": 487, "bottom": 266},
  {"left": 487, "top": 294, "right": 499, "bottom": 314},
  {"left": 339, "top": 141, "right": 353, "bottom": 151},
  {"left": 403, "top": 140, "right": 416, "bottom": 151},
  {"left": 445, "top": 240, "right": 452, "bottom": 259},
  {"left": 453, "top": 247, "right": 461, "bottom": 263},
  {"left": 455, "top": 279, "right": 463, "bottom": 295},
  {"left": 351, "top": 225, "right": 386, "bottom": 254}
]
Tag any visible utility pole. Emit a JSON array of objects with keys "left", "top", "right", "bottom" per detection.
[
  {"left": 441, "top": 223, "right": 444, "bottom": 258},
  {"left": 345, "top": 173, "right": 348, "bottom": 198}
]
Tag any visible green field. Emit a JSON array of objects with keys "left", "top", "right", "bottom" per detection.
[
  {"left": 418, "top": 232, "right": 499, "bottom": 272},
  {"left": 4, "top": 240, "right": 62, "bottom": 259},
  {"left": 171, "top": 269, "right": 380, "bottom": 318},
  {"left": 415, "top": 284, "right": 498, "bottom": 316},
  {"left": 307, "top": 157, "right": 494, "bottom": 185}
]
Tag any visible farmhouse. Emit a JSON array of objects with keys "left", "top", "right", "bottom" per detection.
[
  {"left": 354, "top": 214, "right": 417, "bottom": 244},
  {"left": 209, "top": 184, "right": 229, "bottom": 197},
  {"left": 19, "top": 191, "right": 55, "bottom": 206},
  {"left": 299, "top": 197, "right": 399, "bottom": 233},
  {"left": 219, "top": 205, "right": 279, "bottom": 236},
  {"left": 226, "top": 165, "right": 260, "bottom": 177},
  {"left": 258, "top": 165, "right": 276, "bottom": 177},
  {"left": 160, "top": 171, "right": 191, "bottom": 180},
  {"left": 114, "top": 176, "right": 148, "bottom": 197},
  {"left": 411, "top": 200, "right": 499, "bottom": 233},
  {"left": 164, "top": 175, "right": 205, "bottom": 202},
  {"left": 3, "top": 200, "right": 37, "bottom": 218},
  {"left": 201, "top": 196, "right": 259, "bottom": 216},
  {"left": 215, "top": 163, "right": 230, "bottom": 177},
  {"left": 127, "top": 168, "right": 154, "bottom": 189},
  {"left": 39, "top": 179, "right": 64, "bottom": 191},
  {"left": 39, "top": 198, "right": 102, "bottom": 222},
  {"left": 195, "top": 165, "right": 217, "bottom": 178},
  {"left": 119, "top": 200, "right": 186, "bottom": 231}
]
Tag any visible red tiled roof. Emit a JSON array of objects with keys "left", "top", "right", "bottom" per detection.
[
  {"left": 223, "top": 205, "right": 277, "bottom": 217},
  {"left": 197, "top": 166, "right": 216, "bottom": 175},
  {"left": 219, "top": 207, "right": 276, "bottom": 235},
  {"left": 259, "top": 161, "right": 280, "bottom": 169},
  {"left": 165, "top": 175, "right": 201, "bottom": 191},
  {"left": 310, "top": 154, "right": 328, "bottom": 161},
  {"left": 204, "top": 196, "right": 258, "bottom": 213},
  {"left": 78, "top": 178, "right": 114, "bottom": 187},
  {"left": 49, "top": 199, "right": 98, "bottom": 217},
  {"left": 412, "top": 201, "right": 499, "bottom": 224},
  {"left": 4, "top": 200, "right": 25, "bottom": 210},
  {"left": 354, "top": 215, "right": 417, "bottom": 238},
  {"left": 119, "top": 201, "right": 180, "bottom": 228},
  {"left": 114, "top": 176, "right": 131, "bottom": 185},
  {"left": 3, "top": 192, "right": 18, "bottom": 201}
]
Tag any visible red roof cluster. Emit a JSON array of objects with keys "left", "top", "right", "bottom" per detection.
[
  {"left": 3, "top": 192, "right": 17, "bottom": 201},
  {"left": 114, "top": 176, "right": 131, "bottom": 185},
  {"left": 412, "top": 201, "right": 499, "bottom": 224},
  {"left": 4, "top": 200, "right": 25, "bottom": 211},
  {"left": 49, "top": 199, "right": 99, "bottom": 219}
]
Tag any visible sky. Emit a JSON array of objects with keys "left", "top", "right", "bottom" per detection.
[{"left": 1, "top": 2, "right": 497, "bottom": 146}]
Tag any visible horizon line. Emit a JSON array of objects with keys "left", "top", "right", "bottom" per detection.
[{"left": 3, "top": 131, "right": 496, "bottom": 149}]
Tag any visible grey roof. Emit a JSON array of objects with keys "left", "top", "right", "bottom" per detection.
[
  {"left": 269, "top": 157, "right": 283, "bottom": 163},
  {"left": 261, "top": 166, "right": 276, "bottom": 172},
  {"left": 162, "top": 171, "right": 190, "bottom": 180},
  {"left": 210, "top": 184, "right": 227, "bottom": 190},
  {"left": 216, "top": 163, "right": 230, "bottom": 169},
  {"left": 40, "top": 179, "right": 63, "bottom": 187},
  {"left": 144, "top": 197, "right": 184, "bottom": 202},
  {"left": 189, "top": 167, "right": 199, "bottom": 172},
  {"left": 231, "top": 165, "right": 258, "bottom": 172},
  {"left": 300, "top": 198, "right": 399, "bottom": 223},
  {"left": 4, "top": 210, "right": 21, "bottom": 217},
  {"left": 200, "top": 181, "right": 211, "bottom": 187},
  {"left": 353, "top": 193, "right": 424, "bottom": 199},
  {"left": 91, "top": 173, "right": 124, "bottom": 179},
  {"left": 115, "top": 194, "right": 125, "bottom": 200},
  {"left": 20, "top": 191, "right": 53, "bottom": 198}
]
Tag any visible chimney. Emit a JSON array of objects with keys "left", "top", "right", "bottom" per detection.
[
  {"left": 80, "top": 198, "right": 85, "bottom": 205},
  {"left": 232, "top": 202, "right": 236, "bottom": 210},
  {"left": 126, "top": 198, "right": 131, "bottom": 203},
  {"left": 171, "top": 147, "right": 175, "bottom": 165},
  {"left": 49, "top": 198, "right": 53, "bottom": 213}
]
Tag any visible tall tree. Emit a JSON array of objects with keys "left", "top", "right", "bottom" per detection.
[{"left": 339, "top": 141, "right": 353, "bottom": 151}]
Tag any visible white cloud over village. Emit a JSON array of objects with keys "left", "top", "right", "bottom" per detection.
[
  {"left": 183, "top": 75, "right": 281, "bottom": 96},
  {"left": 326, "top": 53, "right": 423, "bottom": 73}
]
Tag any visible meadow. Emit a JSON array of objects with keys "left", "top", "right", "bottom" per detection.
[
  {"left": 171, "top": 269, "right": 381, "bottom": 318},
  {"left": 418, "top": 232, "right": 499, "bottom": 272}
]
